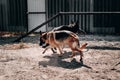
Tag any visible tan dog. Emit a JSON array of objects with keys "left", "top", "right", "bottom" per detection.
[
  {"left": 40, "top": 30, "right": 87, "bottom": 61},
  {"left": 39, "top": 21, "right": 86, "bottom": 53}
]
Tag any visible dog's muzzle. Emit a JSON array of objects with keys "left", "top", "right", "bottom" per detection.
[
  {"left": 42, "top": 43, "right": 50, "bottom": 48},
  {"left": 39, "top": 42, "right": 43, "bottom": 46},
  {"left": 39, "top": 42, "right": 50, "bottom": 48}
]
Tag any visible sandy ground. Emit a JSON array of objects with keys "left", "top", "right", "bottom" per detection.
[{"left": 0, "top": 35, "right": 120, "bottom": 80}]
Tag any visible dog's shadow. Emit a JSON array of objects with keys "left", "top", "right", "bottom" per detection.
[{"left": 38, "top": 52, "right": 92, "bottom": 69}]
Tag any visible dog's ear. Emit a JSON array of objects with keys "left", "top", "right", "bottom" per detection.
[
  {"left": 73, "top": 20, "right": 79, "bottom": 27},
  {"left": 68, "top": 20, "right": 75, "bottom": 27},
  {"left": 40, "top": 31, "right": 42, "bottom": 35},
  {"left": 75, "top": 20, "right": 79, "bottom": 25},
  {"left": 71, "top": 20, "right": 74, "bottom": 24},
  {"left": 42, "top": 32, "right": 48, "bottom": 40}
]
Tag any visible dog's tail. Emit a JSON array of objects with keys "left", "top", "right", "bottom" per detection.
[{"left": 79, "top": 43, "right": 88, "bottom": 51}]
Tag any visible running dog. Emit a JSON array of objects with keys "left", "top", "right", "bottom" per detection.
[
  {"left": 52, "top": 21, "right": 86, "bottom": 34},
  {"left": 40, "top": 30, "right": 87, "bottom": 61},
  {"left": 39, "top": 21, "right": 86, "bottom": 52}
]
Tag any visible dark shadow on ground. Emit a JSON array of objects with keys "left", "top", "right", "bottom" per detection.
[
  {"left": 87, "top": 46, "right": 120, "bottom": 50},
  {"left": 0, "top": 37, "right": 18, "bottom": 45},
  {"left": 38, "top": 52, "right": 92, "bottom": 69},
  {"left": 0, "top": 36, "right": 39, "bottom": 45}
]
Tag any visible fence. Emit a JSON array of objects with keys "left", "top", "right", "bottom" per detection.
[
  {"left": 46, "top": 0, "right": 120, "bottom": 34},
  {"left": 0, "top": 0, "right": 27, "bottom": 32},
  {"left": 0, "top": 0, "right": 120, "bottom": 34},
  {"left": 46, "top": 0, "right": 93, "bottom": 33}
]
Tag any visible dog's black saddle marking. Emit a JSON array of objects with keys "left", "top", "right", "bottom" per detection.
[
  {"left": 55, "top": 31, "right": 70, "bottom": 42},
  {"left": 53, "top": 25, "right": 79, "bottom": 33}
]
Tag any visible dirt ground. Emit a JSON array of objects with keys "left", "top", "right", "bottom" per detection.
[{"left": 0, "top": 35, "right": 120, "bottom": 80}]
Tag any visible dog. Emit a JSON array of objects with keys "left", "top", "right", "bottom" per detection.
[
  {"left": 52, "top": 21, "right": 86, "bottom": 34},
  {"left": 39, "top": 21, "right": 86, "bottom": 52},
  {"left": 40, "top": 30, "right": 87, "bottom": 61}
]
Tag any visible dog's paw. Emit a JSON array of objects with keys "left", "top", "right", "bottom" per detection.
[
  {"left": 42, "top": 51, "right": 45, "bottom": 54},
  {"left": 70, "top": 57, "right": 74, "bottom": 61},
  {"left": 80, "top": 58, "right": 83, "bottom": 64}
]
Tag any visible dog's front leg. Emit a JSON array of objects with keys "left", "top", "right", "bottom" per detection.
[
  {"left": 42, "top": 47, "right": 49, "bottom": 54},
  {"left": 51, "top": 48, "right": 57, "bottom": 53},
  {"left": 57, "top": 46, "right": 63, "bottom": 57}
]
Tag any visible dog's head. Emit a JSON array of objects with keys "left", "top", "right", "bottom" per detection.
[
  {"left": 72, "top": 21, "right": 79, "bottom": 27},
  {"left": 68, "top": 20, "right": 79, "bottom": 28},
  {"left": 39, "top": 31, "right": 47, "bottom": 46},
  {"left": 68, "top": 20, "right": 75, "bottom": 27},
  {"left": 71, "top": 20, "right": 86, "bottom": 35}
]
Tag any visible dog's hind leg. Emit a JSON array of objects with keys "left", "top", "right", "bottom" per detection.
[
  {"left": 79, "top": 50, "right": 83, "bottom": 62},
  {"left": 57, "top": 46, "right": 64, "bottom": 57},
  {"left": 68, "top": 43, "right": 77, "bottom": 58},
  {"left": 77, "top": 43, "right": 88, "bottom": 61},
  {"left": 69, "top": 50, "right": 76, "bottom": 58}
]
